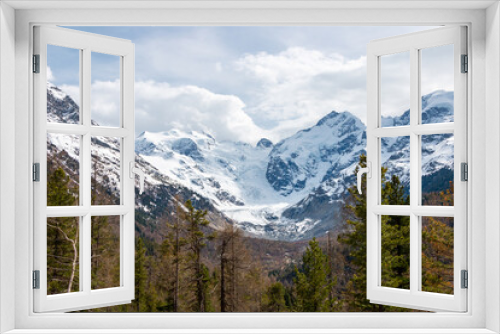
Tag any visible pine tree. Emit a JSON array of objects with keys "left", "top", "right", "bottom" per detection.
[
  {"left": 264, "top": 282, "right": 287, "bottom": 312},
  {"left": 217, "top": 224, "right": 252, "bottom": 312},
  {"left": 165, "top": 197, "right": 188, "bottom": 312},
  {"left": 294, "top": 238, "right": 330, "bottom": 312},
  {"left": 326, "top": 231, "right": 339, "bottom": 311},
  {"left": 184, "top": 200, "right": 215, "bottom": 312},
  {"left": 134, "top": 237, "right": 148, "bottom": 312},
  {"left": 201, "top": 264, "right": 214, "bottom": 312}
]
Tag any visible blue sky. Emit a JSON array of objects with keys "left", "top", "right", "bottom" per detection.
[{"left": 48, "top": 26, "right": 447, "bottom": 144}]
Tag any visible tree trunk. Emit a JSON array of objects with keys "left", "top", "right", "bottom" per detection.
[
  {"left": 196, "top": 249, "right": 205, "bottom": 312},
  {"left": 173, "top": 216, "right": 180, "bottom": 312},
  {"left": 220, "top": 239, "right": 228, "bottom": 312}
]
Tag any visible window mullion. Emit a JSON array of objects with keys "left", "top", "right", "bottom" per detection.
[
  {"left": 409, "top": 47, "right": 420, "bottom": 294},
  {"left": 81, "top": 48, "right": 92, "bottom": 294}
]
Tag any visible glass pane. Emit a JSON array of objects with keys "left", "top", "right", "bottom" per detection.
[
  {"left": 47, "top": 133, "right": 80, "bottom": 206},
  {"left": 92, "top": 216, "right": 121, "bottom": 290},
  {"left": 91, "top": 52, "right": 121, "bottom": 127},
  {"left": 47, "top": 45, "right": 80, "bottom": 124},
  {"left": 421, "top": 45, "right": 454, "bottom": 124},
  {"left": 47, "top": 217, "right": 80, "bottom": 295},
  {"left": 421, "top": 134, "right": 454, "bottom": 206},
  {"left": 381, "top": 215, "right": 410, "bottom": 289},
  {"left": 91, "top": 136, "right": 121, "bottom": 205},
  {"left": 381, "top": 136, "right": 410, "bottom": 205},
  {"left": 421, "top": 216, "right": 454, "bottom": 294},
  {"left": 380, "top": 51, "right": 410, "bottom": 127}
]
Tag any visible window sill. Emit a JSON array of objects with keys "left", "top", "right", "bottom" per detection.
[{"left": 3, "top": 330, "right": 497, "bottom": 334}]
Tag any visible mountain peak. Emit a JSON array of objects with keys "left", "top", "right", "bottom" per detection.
[
  {"left": 256, "top": 138, "right": 273, "bottom": 149},
  {"left": 47, "top": 82, "right": 80, "bottom": 124},
  {"left": 315, "top": 110, "right": 359, "bottom": 128},
  {"left": 315, "top": 110, "right": 340, "bottom": 126}
]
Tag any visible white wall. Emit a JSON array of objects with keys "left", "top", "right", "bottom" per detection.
[
  {"left": 486, "top": 2, "right": 500, "bottom": 333},
  {"left": 0, "top": 2, "right": 16, "bottom": 333}
]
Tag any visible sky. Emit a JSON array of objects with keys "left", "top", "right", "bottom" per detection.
[{"left": 47, "top": 26, "right": 452, "bottom": 145}]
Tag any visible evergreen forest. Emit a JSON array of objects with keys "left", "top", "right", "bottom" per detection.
[{"left": 46, "top": 154, "right": 454, "bottom": 312}]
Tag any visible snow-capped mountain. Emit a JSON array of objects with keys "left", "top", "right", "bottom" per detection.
[
  {"left": 135, "top": 90, "right": 454, "bottom": 240},
  {"left": 380, "top": 90, "right": 455, "bottom": 187},
  {"left": 47, "top": 82, "right": 455, "bottom": 241}
]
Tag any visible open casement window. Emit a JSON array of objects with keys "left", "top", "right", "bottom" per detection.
[
  {"left": 33, "top": 26, "right": 138, "bottom": 312},
  {"left": 364, "top": 26, "right": 467, "bottom": 312}
]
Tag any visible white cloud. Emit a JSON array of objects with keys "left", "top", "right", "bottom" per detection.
[
  {"left": 234, "top": 47, "right": 368, "bottom": 137},
  {"left": 134, "top": 81, "right": 266, "bottom": 144},
  {"left": 63, "top": 79, "right": 266, "bottom": 144},
  {"left": 90, "top": 80, "right": 121, "bottom": 127},
  {"left": 47, "top": 66, "right": 55, "bottom": 82}
]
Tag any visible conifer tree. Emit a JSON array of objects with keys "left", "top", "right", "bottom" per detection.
[
  {"left": 217, "top": 224, "right": 252, "bottom": 312},
  {"left": 294, "top": 238, "right": 330, "bottom": 312},
  {"left": 134, "top": 237, "right": 148, "bottom": 312},
  {"left": 264, "top": 282, "right": 287, "bottom": 312},
  {"left": 165, "top": 197, "right": 187, "bottom": 312},
  {"left": 184, "top": 200, "right": 215, "bottom": 312}
]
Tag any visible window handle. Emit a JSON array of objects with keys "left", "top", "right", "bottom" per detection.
[
  {"left": 356, "top": 162, "right": 371, "bottom": 195},
  {"left": 130, "top": 162, "right": 145, "bottom": 194}
]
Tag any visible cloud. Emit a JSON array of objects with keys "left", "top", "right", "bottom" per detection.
[
  {"left": 65, "top": 80, "right": 267, "bottom": 144},
  {"left": 47, "top": 66, "right": 55, "bottom": 82},
  {"left": 233, "top": 47, "right": 367, "bottom": 137},
  {"left": 134, "top": 81, "right": 266, "bottom": 144},
  {"left": 90, "top": 80, "right": 121, "bottom": 127}
]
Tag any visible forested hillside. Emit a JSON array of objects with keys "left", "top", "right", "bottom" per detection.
[{"left": 47, "top": 154, "right": 454, "bottom": 312}]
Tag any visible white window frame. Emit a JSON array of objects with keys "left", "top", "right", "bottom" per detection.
[
  {"left": 1, "top": 2, "right": 499, "bottom": 333},
  {"left": 365, "top": 26, "right": 467, "bottom": 312},
  {"left": 32, "top": 25, "right": 136, "bottom": 312}
]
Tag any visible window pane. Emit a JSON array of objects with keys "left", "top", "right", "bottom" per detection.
[
  {"left": 91, "top": 136, "right": 121, "bottom": 205},
  {"left": 47, "top": 45, "right": 80, "bottom": 124},
  {"left": 421, "top": 134, "right": 454, "bottom": 206},
  {"left": 91, "top": 52, "right": 121, "bottom": 127},
  {"left": 92, "top": 216, "right": 121, "bottom": 290},
  {"left": 421, "top": 216, "right": 454, "bottom": 294},
  {"left": 47, "top": 217, "right": 80, "bottom": 295},
  {"left": 380, "top": 52, "right": 410, "bottom": 127},
  {"left": 421, "top": 45, "right": 454, "bottom": 124},
  {"left": 381, "top": 136, "right": 410, "bottom": 205},
  {"left": 47, "top": 133, "right": 80, "bottom": 206},
  {"left": 381, "top": 215, "right": 410, "bottom": 289}
]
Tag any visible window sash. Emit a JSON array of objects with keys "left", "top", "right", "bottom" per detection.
[
  {"left": 33, "top": 25, "right": 136, "bottom": 313},
  {"left": 366, "top": 26, "right": 468, "bottom": 312}
]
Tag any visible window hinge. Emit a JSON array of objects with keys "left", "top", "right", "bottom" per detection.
[
  {"left": 33, "top": 163, "right": 40, "bottom": 182},
  {"left": 33, "top": 270, "right": 40, "bottom": 289},
  {"left": 461, "top": 162, "right": 468, "bottom": 182},
  {"left": 461, "top": 270, "right": 468, "bottom": 289},
  {"left": 461, "top": 54, "right": 468, "bottom": 73},
  {"left": 33, "top": 54, "right": 40, "bottom": 73}
]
